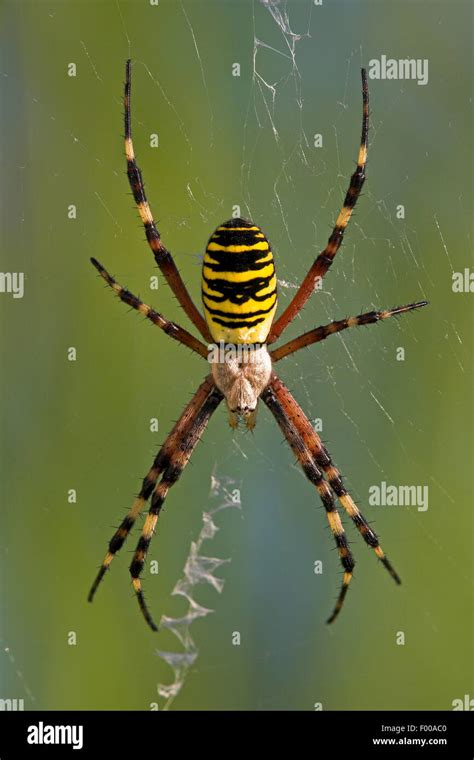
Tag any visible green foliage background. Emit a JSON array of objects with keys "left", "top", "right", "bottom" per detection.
[{"left": 1, "top": 0, "right": 472, "bottom": 710}]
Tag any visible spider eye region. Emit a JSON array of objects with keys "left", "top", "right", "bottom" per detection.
[{"left": 201, "top": 217, "right": 278, "bottom": 344}]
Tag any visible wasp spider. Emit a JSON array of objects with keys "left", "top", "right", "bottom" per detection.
[{"left": 88, "top": 60, "right": 427, "bottom": 631}]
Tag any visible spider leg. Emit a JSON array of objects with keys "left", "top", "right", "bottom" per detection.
[
  {"left": 91, "top": 258, "right": 209, "bottom": 358},
  {"left": 124, "top": 59, "right": 212, "bottom": 342},
  {"left": 128, "top": 381, "right": 223, "bottom": 631},
  {"left": 261, "top": 377, "right": 355, "bottom": 623},
  {"left": 88, "top": 376, "right": 222, "bottom": 606},
  {"left": 268, "top": 69, "right": 369, "bottom": 344},
  {"left": 263, "top": 374, "right": 401, "bottom": 621},
  {"left": 270, "top": 301, "right": 428, "bottom": 362}
]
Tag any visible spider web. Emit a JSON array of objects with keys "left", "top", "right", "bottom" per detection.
[
  {"left": 155, "top": 472, "right": 241, "bottom": 710},
  {"left": 121, "top": 0, "right": 465, "bottom": 704}
]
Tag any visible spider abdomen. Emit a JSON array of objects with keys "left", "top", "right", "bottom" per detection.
[{"left": 202, "top": 218, "right": 277, "bottom": 344}]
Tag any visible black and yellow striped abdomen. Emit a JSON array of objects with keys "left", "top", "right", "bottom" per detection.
[{"left": 202, "top": 218, "right": 277, "bottom": 344}]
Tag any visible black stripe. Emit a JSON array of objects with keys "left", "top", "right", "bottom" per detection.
[
  {"left": 211, "top": 229, "right": 264, "bottom": 245},
  {"left": 335, "top": 534, "right": 356, "bottom": 572},
  {"left": 162, "top": 463, "right": 184, "bottom": 486},
  {"left": 353, "top": 514, "right": 379, "bottom": 547},
  {"left": 335, "top": 534, "right": 349, "bottom": 550},
  {"left": 130, "top": 558, "right": 144, "bottom": 577},
  {"left": 210, "top": 315, "right": 266, "bottom": 328},
  {"left": 150, "top": 492, "right": 165, "bottom": 514},
  {"left": 137, "top": 536, "right": 151, "bottom": 553},
  {"left": 343, "top": 168, "right": 365, "bottom": 208},
  {"left": 218, "top": 218, "right": 256, "bottom": 229},
  {"left": 356, "top": 311, "right": 379, "bottom": 325},
  {"left": 202, "top": 273, "right": 274, "bottom": 299},
  {"left": 207, "top": 218, "right": 269, "bottom": 249},
  {"left": 108, "top": 516, "right": 135, "bottom": 554},
  {"left": 213, "top": 226, "right": 263, "bottom": 236},
  {"left": 206, "top": 248, "right": 273, "bottom": 267},
  {"left": 203, "top": 286, "right": 277, "bottom": 305},
  {"left": 203, "top": 254, "right": 275, "bottom": 274},
  {"left": 327, "top": 475, "right": 345, "bottom": 496},
  {"left": 203, "top": 295, "right": 276, "bottom": 319}
]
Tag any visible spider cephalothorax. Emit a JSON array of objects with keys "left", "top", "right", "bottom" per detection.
[
  {"left": 210, "top": 340, "right": 272, "bottom": 429},
  {"left": 88, "top": 60, "right": 427, "bottom": 631}
]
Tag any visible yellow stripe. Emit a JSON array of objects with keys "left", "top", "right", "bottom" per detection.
[
  {"left": 253, "top": 277, "right": 277, "bottom": 297},
  {"left": 204, "top": 252, "right": 273, "bottom": 266},
  {"left": 358, "top": 144, "right": 367, "bottom": 166},
  {"left": 137, "top": 200, "right": 153, "bottom": 225},
  {"left": 202, "top": 278, "right": 276, "bottom": 303},
  {"left": 335, "top": 206, "right": 352, "bottom": 229},
  {"left": 326, "top": 509, "right": 344, "bottom": 536},
  {"left": 207, "top": 241, "right": 269, "bottom": 253},
  {"left": 143, "top": 513, "right": 158, "bottom": 539},
  {"left": 203, "top": 265, "right": 275, "bottom": 283},
  {"left": 340, "top": 494, "right": 359, "bottom": 517},
  {"left": 125, "top": 136, "right": 135, "bottom": 161},
  {"left": 201, "top": 283, "right": 223, "bottom": 299},
  {"left": 325, "top": 466, "right": 339, "bottom": 482},
  {"left": 202, "top": 293, "right": 277, "bottom": 315},
  {"left": 210, "top": 231, "right": 264, "bottom": 239}
]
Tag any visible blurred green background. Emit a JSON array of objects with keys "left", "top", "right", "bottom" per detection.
[{"left": 1, "top": 0, "right": 472, "bottom": 711}]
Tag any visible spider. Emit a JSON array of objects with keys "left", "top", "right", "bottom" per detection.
[{"left": 88, "top": 60, "right": 427, "bottom": 631}]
